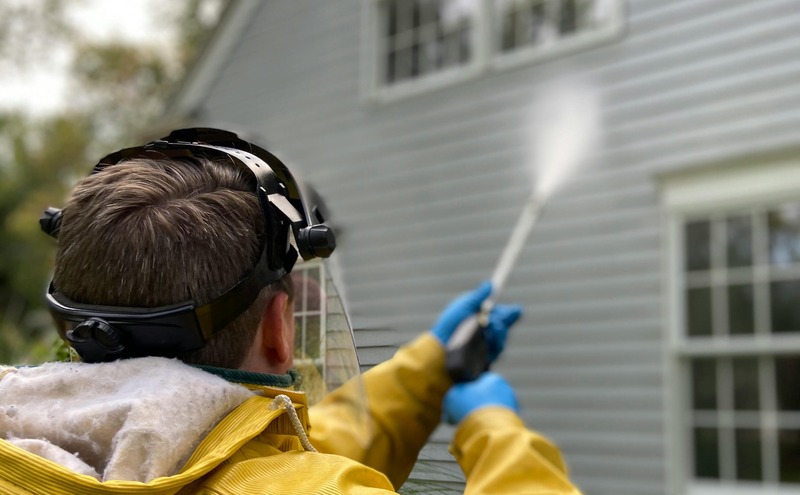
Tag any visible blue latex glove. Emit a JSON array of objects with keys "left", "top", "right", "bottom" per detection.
[
  {"left": 430, "top": 281, "right": 522, "bottom": 363},
  {"left": 485, "top": 303, "right": 523, "bottom": 362},
  {"left": 443, "top": 372, "right": 519, "bottom": 425}
]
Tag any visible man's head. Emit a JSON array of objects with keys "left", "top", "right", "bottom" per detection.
[
  {"left": 53, "top": 156, "right": 292, "bottom": 370},
  {"left": 45, "top": 128, "right": 335, "bottom": 372}
]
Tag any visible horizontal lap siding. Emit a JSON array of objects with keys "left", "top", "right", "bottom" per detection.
[{"left": 192, "top": 1, "right": 800, "bottom": 493}]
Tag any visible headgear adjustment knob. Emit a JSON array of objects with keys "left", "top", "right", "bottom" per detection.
[
  {"left": 66, "top": 317, "right": 126, "bottom": 363},
  {"left": 297, "top": 225, "right": 336, "bottom": 259},
  {"left": 40, "top": 207, "right": 63, "bottom": 239}
]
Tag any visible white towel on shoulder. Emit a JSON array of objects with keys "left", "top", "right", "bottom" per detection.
[{"left": 0, "top": 358, "right": 253, "bottom": 482}]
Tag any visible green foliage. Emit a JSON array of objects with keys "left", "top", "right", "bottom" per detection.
[
  {"left": 0, "top": 0, "right": 228, "bottom": 364},
  {"left": 0, "top": 113, "right": 90, "bottom": 364}
]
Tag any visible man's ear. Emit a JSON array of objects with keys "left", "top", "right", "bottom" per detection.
[{"left": 259, "top": 291, "right": 294, "bottom": 370}]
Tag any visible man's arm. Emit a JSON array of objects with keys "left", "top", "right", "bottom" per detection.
[
  {"left": 445, "top": 374, "right": 583, "bottom": 494},
  {"left": 308, "top": 282, "right": 525, "bottom": 490},
  {"left": 308, "top": 333, "right": 449, "bottom": 489}
]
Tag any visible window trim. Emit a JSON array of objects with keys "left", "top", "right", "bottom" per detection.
[
  {"left": 661, "top": 156, "right": 800, "bottom": 495},
  {"left": 360, "top": 0, "right": 625, "bottom": 104}
]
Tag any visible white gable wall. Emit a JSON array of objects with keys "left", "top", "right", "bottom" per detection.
[{"left": 177, "top": 1, "right": 800, "bottom": 493}]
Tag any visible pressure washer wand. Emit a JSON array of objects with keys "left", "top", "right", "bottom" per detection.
[{"left": 446, "top": 192, "right": 546, "bottom": 382}]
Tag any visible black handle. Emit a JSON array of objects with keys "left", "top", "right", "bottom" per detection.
[{"left": 445, "top": 314, "right": 490, "bottom": 383}]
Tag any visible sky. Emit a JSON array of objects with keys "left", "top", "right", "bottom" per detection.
[{"left": 0, "top": 0, "right": 177, "bottom": 115}]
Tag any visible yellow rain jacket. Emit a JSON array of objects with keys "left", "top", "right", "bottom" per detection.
[{"left": 0, "top": 334, "right": 580, "bottom": 494}]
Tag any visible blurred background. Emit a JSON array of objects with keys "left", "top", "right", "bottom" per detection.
[
  {"left": 0, "top": 0, "right": 227, "bottom": 363},
  {"left": 3, "top": 1, "right": 800, "bottom": 495}
]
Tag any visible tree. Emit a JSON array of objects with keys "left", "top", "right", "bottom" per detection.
[{"left": 0, "top": 0, "right": 228, "bottom": 363}]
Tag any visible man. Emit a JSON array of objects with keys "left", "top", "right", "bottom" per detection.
[{"left": 0, "top": 128, "right": 581, "bottom": 494}]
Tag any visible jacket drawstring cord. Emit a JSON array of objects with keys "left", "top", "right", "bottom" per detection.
[{"left": 270, "top": 394, "right": 317, "bottom": 452}]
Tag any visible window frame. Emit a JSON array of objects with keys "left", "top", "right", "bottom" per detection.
[
  {"left": 360, "top": 0, "right": 490, "bottom": 104},
  {"left": 489, "top": 0, "right": 625, "bottom": 73},
  {"left": 661, "top": 156, "right": 800, "bottom": 495},
  {"left": 360, "top": 0, "right": 625, "bottom": 104},
  {"left": 292, "top": 259, "right": 327, "bottom": 380}
]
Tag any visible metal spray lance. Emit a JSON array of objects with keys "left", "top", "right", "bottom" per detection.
[
  {"left": 444, "top": 80, "right": 600, "bottom": 383},
  {"left": 445, "top": 191, "right": 547, "bottom": 382}
]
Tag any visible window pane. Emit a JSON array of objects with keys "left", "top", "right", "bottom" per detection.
[
  {"left": 559, "top": 0, "right": 579, "bottom": 34},
  {"left": 779, "top": 429, "right": 800, "bottom": 483},
  {"left": 529, "top": 1, "right": 550, "bottom": 45},
  {"left": 686, "top": 220, "right": 712, "bottom": 271},
  {"left": 771, "top": 280, "right": 800, "bottom": 333},
  {"left": 735, "top": 428, "right": 762, "bottom": 481},
  {"left": 728, "top": 283, "right": 755, "bottom": 335},
  {"left": 385, "top": 48, "right": 397, "bottom": 84},
  {"left": 441, "top": 0, "right": 475, "bottom": 65},
  {"left": 499, "top": 1, "right": 517, "bottom": 51},
  {"left": 292, "top": 267, "right": 325, "bottom": 313},
  {"left": 692, "top": 359, "right": 717, "bottom": 410},
  {"left": 380, "top": 0, "right": 476, "bottom": 86},
  {"left": 293, "top": 319, "right": 304, "bottom": 355},
  {"left": 305, "top": 267, "right": 322, "bottom": 312},
  {"left": 769, "top": 203, "right": 800, "bottom": 266},
  {"left": 442, "top": 29, "right": 461, "bottom": 67},
  {"left": 386, "top": 1, "right": 398, "bottom": 37},
  {"left": 776, "top": 356, "right": 800, "bottom": 411},
  {"left": 732, "top": 358, "right": 759, "bottom": 411},
  {"left": 726, "top": 215, "right": 753, "bottom": 267},
  {"left": 305, "top": 315, "right": 321, "bottom": 359},
  {"left": 291, "top": 270, "right": 308, "bottom": 312},
  {"left": 457, "top": 21, "right": 471, "bottom": 63},
  {"left": 687, "top": 287, "right": 713, "bottom": 337},
  {"left": 412, "top": 0, "right": 422, "bottom": 28},
  {"left": 394, "top": 46, "right": 413, "bottom": 81},
  {"left": 498, "top": 0, "right": 559, "bottom": 52},
  {"left": 694, "top": 427, "right": 720, "bottom": 479}
]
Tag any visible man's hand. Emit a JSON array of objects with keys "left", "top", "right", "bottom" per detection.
[
  {"left": 430, "top": 281, "right": 522, "bottom": 363},
  {"left": 443, "top": 372, "right": 519, "bottom": 424}
]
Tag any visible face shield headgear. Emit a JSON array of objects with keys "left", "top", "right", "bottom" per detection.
[{"left": 39, "top": 127, "right": 337, "bottom": 364}]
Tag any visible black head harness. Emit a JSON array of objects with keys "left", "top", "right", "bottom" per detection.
[{"left": 40, "top": 127, "right": 335, "bottom": 363}]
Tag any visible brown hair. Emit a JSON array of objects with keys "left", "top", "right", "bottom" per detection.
[{"left": 53, "top": 157, "right": 292, "bottom": 368}]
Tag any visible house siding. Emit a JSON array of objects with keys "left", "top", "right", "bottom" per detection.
[{"left": 183, "top": 1, "right": 800, "bottom": 493}]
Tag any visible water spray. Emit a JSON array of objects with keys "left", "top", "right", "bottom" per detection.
[{"left": 446, "top": 80, "right": 602, "bottom": 382}]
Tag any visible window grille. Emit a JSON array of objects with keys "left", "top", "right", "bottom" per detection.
[
  {"left": 681, "top": 203, "right": 800, "bottom": 486},
  {"left": 292, "top": 261, "right": 326, "bottom": 380},
  {"left": 380, "top": 0, "right": 477, "bottom": 85},
  {"left": 364, "top": 0, "right": 623, "bottom": 100},
  {"left": 497, "top": 0, "right": 598, "bottom": 52}
]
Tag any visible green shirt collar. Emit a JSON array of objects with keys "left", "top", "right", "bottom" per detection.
[{"left": 193, "top": 365, "right": 299, "bottom": 388}]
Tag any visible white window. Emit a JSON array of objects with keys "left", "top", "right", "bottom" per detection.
[
  {"left": 291, "top": 259, "right": 358, "bottom": 402},
  {"left": 292, "top": 260, "right": 327, "bottom": 380},
  {"left": 492, "top": 0, "right": 624, "bottom": 71},
  {"left": 361, "top": 0, "right": 623, "bottom": 102},
  {"left": 362, "top": 0, "right": 487, "bottom": 102},
  {"left": 662, "top": 159, "right": 800, "bottom": 494},
  {"left": 383, "top": 0, "right": 478, "bottom": 84}
]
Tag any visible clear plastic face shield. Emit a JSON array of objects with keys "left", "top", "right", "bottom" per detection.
[
  {"left": 290, "top": 260, "right": 347, "bottom": 402},
  {"left": 288, "top": 246, "right": 373, "bottom": 450}
]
